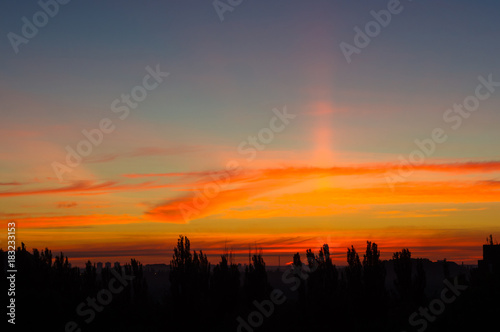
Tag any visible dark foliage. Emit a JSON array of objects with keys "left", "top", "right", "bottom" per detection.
[{"left": 3, "top": 236, "right": 500, "bottom": 331}]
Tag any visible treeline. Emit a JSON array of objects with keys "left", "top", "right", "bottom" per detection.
[
  {"left": 166, "top": 237, "right": 429, "bottom": 331},
  {"left": 165, "top": 236, "right": 499, "bottom": 331},
  {"left": 2, "top": 237, "right": 500, "bottom": 331},
  {"left": 1, "top": 243, "right": 158, "bottom": 331}
]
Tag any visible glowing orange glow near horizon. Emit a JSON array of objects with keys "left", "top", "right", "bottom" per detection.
[{"left": 2, "top": 5, "right": 500, "bottom": 270}]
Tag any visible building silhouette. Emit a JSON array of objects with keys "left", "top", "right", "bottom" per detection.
[{"left": 478, "top": 235, "right": 500, "bottom": 274}]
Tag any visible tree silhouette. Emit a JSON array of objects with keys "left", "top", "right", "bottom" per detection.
[
  {"left": 84, "top": 260, "right": 97, "bottom": 291},
  {"left": 413, "top": 258, "right": 427, "bottom": 306},
  {"left": 304, "top": 244, "right": 338, "bottom": 324},
  {"left": 191, "top": 249, "right": 211, "bottom": 307},
  {"left": 124, "top": 258, "right": 147, "bottom": 304},
  {"left": 292, "top": 252, "right": 306, "bottom": 309},
  {"left": 211, "top": 252, "right": 240, "bottom": 321},
  {"left": 244, "top": 251, "right": 270, "bottom": 303},
  {"left": 362, "top": 241, "right": 387, "bottom": 328},
  {"left": 393, "top": 248, "right": 412, "bottom": 301},
  {"left": 346, "top": 245, "right": 362, "bottom": 293},
  {"left": 5, "top": 237, "right": 498, "bottom": 331},
  {"left": 363, "top": 241, "right": 385, "bottom": 293},
  {"left": 169, "top": 235, "right": 210, "bottom": 328},
  {"left": 41, "top": 247, "right": 52, "bottom": 268}
]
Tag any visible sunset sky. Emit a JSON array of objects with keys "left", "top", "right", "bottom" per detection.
[{"left": 1, "top": 0, "right": 500, "bottom": 267}]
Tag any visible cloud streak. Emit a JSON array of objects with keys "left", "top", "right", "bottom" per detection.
[
  {"left": 145, "top": 160, "right": 500, "bottom": 222},
  {"left": 0, "top": 180, "right": 177, "bottom": 197}
]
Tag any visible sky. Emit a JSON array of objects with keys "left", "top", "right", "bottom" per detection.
[{"left": 1, "top": 0, "right": 500, "bottom": 267}]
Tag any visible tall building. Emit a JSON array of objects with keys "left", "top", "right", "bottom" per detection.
[{"left": 478, "top": 236, "right": 500, "bottom": 274}]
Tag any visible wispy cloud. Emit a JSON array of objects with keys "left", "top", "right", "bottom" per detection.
[
  {"left": 129, "top": 160, "right": 500, "bottom": 180},
  {"left": 144, "top": 160, "right": 500, "bottom": 222},
  {"left": 83, "top": 146, "right": 202, "bottom": 164},
  {"left": 4, "top": 214, "right": 141, "bottom": 228},
  {"left": 0, "top": 180, "right": 177, "bottom": 197}
]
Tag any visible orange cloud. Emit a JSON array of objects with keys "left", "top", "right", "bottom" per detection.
[
  {"left": 0, "top": 180, "right": 178, "bottom": 197},
  {"left": 128, "top": 160, "right": 500, "bottom": 180},
  {"left": 144, "top": 161, "right": 500, "bottom": 222},
  {"left": 2, "top": 214, "right": 141, "bottom": 228}
]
